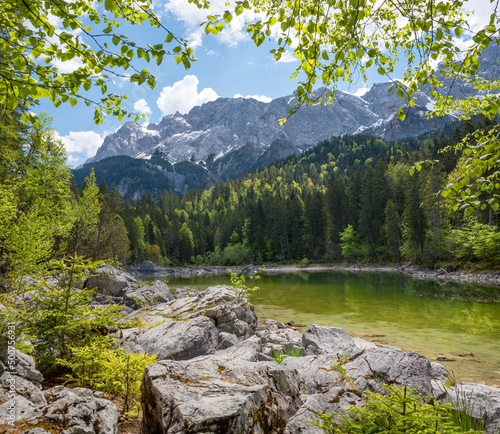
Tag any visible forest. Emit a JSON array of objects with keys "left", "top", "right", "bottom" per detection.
[{"left": 68, "top": 116, "right": 500, "bottom": 270}]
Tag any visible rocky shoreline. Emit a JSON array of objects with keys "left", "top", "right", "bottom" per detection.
[
  {"left": 2, "top": 264, "right": 499, "bottom": 433},
  {"left": 132, "top": 260, "right": 500, "bottom": 288}
]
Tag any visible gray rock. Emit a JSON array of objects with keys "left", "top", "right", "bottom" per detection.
[
  {"left": 0, "top": 394, "right": 38, "bottom": 424},
  {"left": 342, "top": 345, "right": 450, "bottom": 395},
  {"left": 203, "top": 297, "right": 258, "bottom": 336},
  {"left": 281, "top": 355, "right": 343, "bottom": 396},
  {"left": 4, "top": 386, "right": 118, "bottom": 434},
  {"left": 139, "top": 260, "right": 156, "bottom": 272},
  {"left": 217, "top": 331, "right": 240, "bottom": 350},
  {"left": 0, "top": 348, "right": 43, "bottom": 387},
  {"left": 137, "top": 315, "right": 219, "bottom": 360},
  {"left": 0, "top": 373, "right": 46, "bottom": 407},
  {"left": 302, "top": 325, "right": 363, "bottom": 359},
  {"left": 85, "top": 264, "right": 137, "bottom": 297},
  {"left": 446, "top": 383, "right": 500, "bottom": 434},
  {"left": 123, "top": 280, "right": 174, "bottom": 309},
  {"left": 257, "top": 326, "right": 302, "bottom": 349},
  {"left": 141, "top": 355, "right": 302, "bottom": 433},
  {"left": 18, "top": 429, "right": 51, "bottom": 434},
  {"left": 215, "top": 336, "right": 263, "bottom": 362},
  {"left": 193, "top": 285, "right": 238, "bottom": 311},
  {"left": 285, "top": 387, "right": 362, "bottom": 434}
]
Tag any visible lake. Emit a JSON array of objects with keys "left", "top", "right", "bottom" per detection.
[{"left": 151, "top": 270, "right": 500, "bottom": 387}]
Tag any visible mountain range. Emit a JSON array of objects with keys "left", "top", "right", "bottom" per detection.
[{"left": 74, "top": 45, "right": 500, "bottom": 198}]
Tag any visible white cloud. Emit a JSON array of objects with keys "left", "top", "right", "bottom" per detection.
[
  {"left": 464, "top": 0, "right": 497, "bottom": 33},
  {"left": 67, "top": 154, "right": 80, "bottom": 163},
  {"left": 233, "top": 93, "right": 272, "bottom": 103},
  {"left": 206, "top": 49, "right": 217, "bottom": 56},
  {"left": 56, "top": 130, "right": 104, "bottom": 157},
  {"left": 134, "top": 99, "right": 152, "bottom": 123},
  {"left": 187, "top": 28, "right": 204, "bottom": 49},
  {"left": 163, "top": 0, "right": 267, "bottom": 48},
  {"left": 50, "top": 57, "right": 84, "bottom": 74},
  {"left": 156, "top": 75, "right": 219, "bottom": 115},
  {"left": 277, "top": 51, "right": 298, "bottom": 63}
]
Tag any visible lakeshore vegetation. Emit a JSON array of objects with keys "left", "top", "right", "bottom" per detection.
[{"left": 104, "top": 116, "right": 500, "bottom": 269}]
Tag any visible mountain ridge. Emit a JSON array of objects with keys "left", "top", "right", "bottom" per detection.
[{"left": 78, "top": 44, "right": 499, "bottom": 195}]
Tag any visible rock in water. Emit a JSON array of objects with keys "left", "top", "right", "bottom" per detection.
[{"left": 139, "top": 260, "right": 156, "bottom": 272}]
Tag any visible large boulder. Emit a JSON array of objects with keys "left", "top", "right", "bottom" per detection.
[
  {"left": 446, "top": 383, "right": 500, "bottom": 434},
  {"left": 137, "top": 315, "right": 219, "bottom": 360},
  {"left": 85, "top": 264, "right": 137, "bottom": 297},
  {"left": 21, "top": 386, "right": 117, "bottom": 434},
  {"left": 122, "top": 285, "right": 258, "bottom": 337},
  {"left": 123, "top": 280, "right": 174, "bottom": 309},
  {"left": 0, "top": 385, "right": 118, "bottom": 433},
  {"left": 285, "top": 386, "right": 362, "bottom": 434},
  {"left": 141, "top": 355, "right": 303, "bottom": 433},
  {"left": 139, "top": 260, "right": 156, "bottom": 272},
  {"left": 256, "top": 323, "right": 303, "bottom": 358},
  {"left": 302, "top": 325, "right": 363, "bottom": 359},
  {"left": 281, "top": 354, "right": 343, "bottom": 396},
  {"left": 215, "top": 335, "right": 263, "bottom": 362},
  {"left": 203, "top": 297, "right": 258, "bottom": 336},
  {"left": 342, "top": 345, "right": 450, "bottom": 396},
  {"left": 0, "top": 346, "right": 47, "bottom": 420}
]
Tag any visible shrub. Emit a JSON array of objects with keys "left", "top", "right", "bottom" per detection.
[
  {"left": 59, "top": 337, "right": 157, "bottom": 416},
  {"left": 310, "top": 384, "right": 483, "bottom": 433},
  {"left": 0, "top": 255, "right": 122, "bottom": 370}
]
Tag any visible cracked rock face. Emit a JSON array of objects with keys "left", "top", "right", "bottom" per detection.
[
  {"left": 446, "top": 383, "right": 500, "bottom": 434},
  {"left": 0, "top": 385, "right": 118, "bottom": 434},
  {"left": 302, "top": 325, "right": 363, "bottom": 359},
  {"left": 138, "top": 315, "right": 219, "bottom": 361},
  {"left": 141, "top": 355, "right": 303, "bottom": 433},
  {"left": 285, "top": 386, "right": 362, "bottom": 434},
  {"left": 342, "top": 345, "right": 450, "bottom": 396}
]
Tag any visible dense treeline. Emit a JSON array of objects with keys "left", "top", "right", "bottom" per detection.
[{"left": 116, "top": 117, "right": 500, "bottom": 268}]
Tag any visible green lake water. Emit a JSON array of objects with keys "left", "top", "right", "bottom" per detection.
[{"left": 159, "top": 270, "right": 500, "bottom": 387}]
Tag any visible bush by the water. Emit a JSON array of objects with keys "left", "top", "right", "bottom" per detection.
[{"left": 310, "top": 384, "right": 483, "bottom": 433}]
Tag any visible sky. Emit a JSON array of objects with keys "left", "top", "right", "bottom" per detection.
[{"left": 35, "top": 0, "right": 498, "bottom": 167}]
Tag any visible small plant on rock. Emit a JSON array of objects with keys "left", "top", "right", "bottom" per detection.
[
  {"left": 273, "top": 347, "right": 302, "bottom": 364},
  {"left": 228, "top": 269, "right": 260, "bottom": 299}
]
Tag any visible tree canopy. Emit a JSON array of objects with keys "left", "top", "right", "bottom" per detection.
[
  {"left": 1, "top": 0, "right": 194, "bottom": 123},
  {"left": 190, "top": 0, "right": 500, "bottom": 209},
  {"left": 192, "top": 0, "right": 499, "bottom": 119}
]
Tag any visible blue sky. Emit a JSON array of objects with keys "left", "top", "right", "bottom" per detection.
[{"left": 36, "top": 0, "right": 495, "bottom": 167}]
